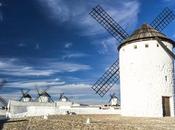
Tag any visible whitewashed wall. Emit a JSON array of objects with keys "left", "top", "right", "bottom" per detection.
[
  {"left": 7, "top": 100, "right": 121, "bottom": 118},
  {"left": 119, "top": 40, "right": 175, "bottom": 117}
]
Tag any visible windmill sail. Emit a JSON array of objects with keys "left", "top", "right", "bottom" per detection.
[
  {"left": 89, "top": 5, "right": 129, "bottom": 97},
  {"left": 35, "top": 86, "right": 54, "bottom": 102},
  {"left": 92, "top": 59, "right": 120, "bottom": 97},
  {"left": 150, "top": 7, "right": 175, "bottom": 31},
  {"left": 19, "top": 89, "right": 31, "bottom": 101},
  {"left": 0, "top": 95, "right": 7, "bottom": 107},
  {"left": 35, "top": 86, "right": 42, "bottom": 102},
  {"left": 89, "top": 5, "right": 129, "bottom": 43},
  {"left": 155, "top": 37, "right": 175, "bottom": 59}
]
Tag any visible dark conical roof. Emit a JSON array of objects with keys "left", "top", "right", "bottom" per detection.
[
  {"left": 24, "top": 94, "right": 32, "bottom": 98},
  {"left": 118, "top": 24, "right": 175, "bottom": 50},
  {"left": 39, "top": 91, "right": 50, "bottom": 97}
]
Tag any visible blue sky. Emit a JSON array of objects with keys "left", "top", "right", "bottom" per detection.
[{"left": 0, "top": 0, "right": 175, "bottom": 104}]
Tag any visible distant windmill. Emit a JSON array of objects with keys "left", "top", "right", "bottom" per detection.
[
  {"left": 58, "top": 93, "right": 70, "bottom": 102},
  {"left": 19, "top": 89, "right": 32, "bottom": 102},
  {"left": 0, "top": 79, "right": 8, "bottom": 109},
  {"left": 108, "top": 93, "right": 119, "bottom": 106},
  {"left": 89, "top": 5, "right": 175, "bottom": 117},
  {"left": 35, "top": 86, "right": 54, "bottom": 103}
]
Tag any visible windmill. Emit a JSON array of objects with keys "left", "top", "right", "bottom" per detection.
[
  {"left": 19, "top": 89, "right": 32, "bottom": 102},
  {"left": 58, "top": 93, "right": 71, "bottom": 102},
  {"left": 0, "top": 79, "right": 8, "bottom": 109},
  {"left": 35, "top": 86, "right": 54, "bottom": 103},
  {"left": 89, "top": 5, "right": 175, "bottom": 97},
  {"left": 89, "top": 5, "right": 175, "bottom": 117},
  {"left": 108, "top": 93, "right": 119, "bottom": 106}
]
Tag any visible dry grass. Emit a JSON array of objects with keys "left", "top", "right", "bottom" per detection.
[{"left": 1, "top": 115, "right": 175, "bottom": 130}]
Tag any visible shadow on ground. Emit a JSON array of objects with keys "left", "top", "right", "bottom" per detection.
[{"left": 0, "top": 118, "right": 28, "bottom": 130}]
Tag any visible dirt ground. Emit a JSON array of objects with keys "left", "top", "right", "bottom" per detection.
[{"left": 1, "top": 115, "right": 175, "bottom": 130}]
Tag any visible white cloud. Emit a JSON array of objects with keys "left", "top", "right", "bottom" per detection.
[
  {"left": 1, "top": 81, "right": 92, "bottom": 102},
  {"left": 37, "top": 0, "right": 71, "bottom": 22},
  {"left": 0, "top": 59, "right": 55, "bottom": 76},
  {"left": 5, "top": 80, "right": 65, "bottom": 89},
  {"left": 79, "top": 1, "right": 140, "bottom": 36},
  {"left": 48, "top": 61, "right": 91, "bottom": 72},
  {"left": 0, "top": 58, "right": 91, "bottom": 77},
  {"left": 163, "top": 0, "right": 172, "bottom": 2},
  {"left": 18, "top": 43, "right": 26, "bottom": 47},
  {"left": 35, "top": 43, "right": 40, "bottom": 50},
  {"left": 81, "top": 1, "right": 140, "bottom": 35},
  {"left": 64, "top": 42, "right": 72, "bottom": 49},
  {"left": 62, "top": 53, "right": 88, "bottom": 59},
  {"left": 92, "top": 37, "right": 117, "bottom": 54},
  {"left": 37, "top": 0, "right": 140, "bottom": 36},
  {"left": 1, "top": 78, "right": 120, "bottom": 104}
]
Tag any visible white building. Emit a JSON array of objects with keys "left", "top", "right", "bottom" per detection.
[
  {"left": 6, "top": 100, "right": 120, "bottom": 118},
  {"left": 118, "top": 24, "right": 175, "bottom": 117}
]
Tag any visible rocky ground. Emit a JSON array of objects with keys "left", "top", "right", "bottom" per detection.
[{"left": 1, "top": 115, "right": 175, "bottom": 130}]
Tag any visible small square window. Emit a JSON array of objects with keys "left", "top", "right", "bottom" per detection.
[
  {"left": 134, "top": 45, "right": 137, "bottom": 49},
  {"left": 145, "top": 44, "right": 149, "bottom": 48},
  {"left": 157, "top": 44, "right": 159, "bottom": 47}
]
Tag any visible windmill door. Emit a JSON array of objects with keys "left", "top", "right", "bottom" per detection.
[{"left": 162, "top": 97, "right": 171, "bottom": 117}]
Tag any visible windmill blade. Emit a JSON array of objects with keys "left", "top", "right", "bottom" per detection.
[
  {"left": 111, "top": 93, "right": 115, "bottom": 98},
  {"left": 89, "top": 5, "right": 129, "bottom": 43},
  {"left": 24, "top": 89, "right": 30, "bottom": 96},
  {"left": 19, "top": 97, "right": 23, "bottom": 101},
  {"left": 92, "top": 59, "right": 120, "bottom": 97},
  {"left": 44, "top": 86, "right": 51, "bottom": 92},
  {"left": 59, "top": 93, "right": 64, "bottom": 100},
  {"left": 19, "top": 89, "right": 31, "bottom": 101},
  {"left": 20, "top": 89, "right": 25, "bottom": 95},
  {"left": 109, "top": 93, "right": 115, "bottom": 103},
  {"left": 35, "top": 95, "right": 39, "bottom": 100},
  {"left": 108, "top": 95, "right": 112, "bottom": 103},
  {"left": 19, "top": 89, "right": 25, "bottom": 101},
  {"left": 50, "top": 97, "right": 54, "bottom": 102},
  {"left": 35, "top": 86, "right": 40, "bottom": 95},
  {"left": 35, "top": 86, "right": 42, "bottom": 102},
  {"left": 150, "top": 7, "right": 175, "bottom": 32},
  {"left": 19, "top": 92, "right": 23, "bottom": 101},
  {"left": 0, "top": 95, "right": 8, "bottom": 107},
  {"left": 155, "top": 37, "right": 175, "bottom": 59}
]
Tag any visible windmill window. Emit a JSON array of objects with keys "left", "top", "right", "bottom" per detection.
[
  {"left": 134, "top": 45, "right": 137, "bottom": 49},
  {"left": 145, "top": 44, "right": 149, "bottom": 48},
  {"left": 157, "top": 44, "right": 159, "bottom": 47},
  {"left": 165, "top": 76, "right": 167, "bottom": 81}
]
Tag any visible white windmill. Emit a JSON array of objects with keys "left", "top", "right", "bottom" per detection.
[
  {"left": 90, "top": 5, "right": 175, "bottom": 117},
  {"left": 109, "top": 93, "right": 119, "bottom": 106},
  {"left": 58, "top": 93, "right": 69, "bottom": 102},
  {"left": 19, "top": 89, "right": 32, "bottom": 102},
  {"left": 35, "top": 86, "right": 54, "bottom": 103}
]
